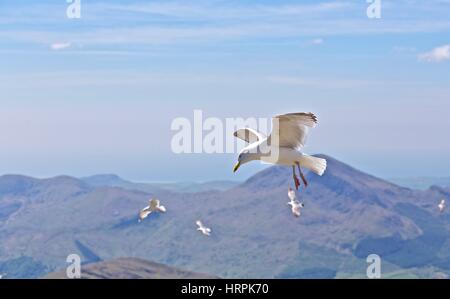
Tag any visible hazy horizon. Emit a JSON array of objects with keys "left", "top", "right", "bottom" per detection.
[{"left": 2, "top": 153, "right": 450, "bottom": 186}]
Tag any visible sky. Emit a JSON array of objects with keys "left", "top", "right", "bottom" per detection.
[{"left": 0, "top": 0, "right": 450, "bottom": 182}]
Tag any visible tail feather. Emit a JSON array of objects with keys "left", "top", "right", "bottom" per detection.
[{"left": 299, "top": 155, "right": 327, "bottom": 176}]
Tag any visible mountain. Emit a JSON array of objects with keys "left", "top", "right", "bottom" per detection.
[
  {"left": 0, "top": 256, "right": 48, "bottom": 279},
  {"left": 81, "top": 174, "right": 239, "bottom": 193},
  {"left": 44, "top": 257, "right": 218, "bottom": 279},
  {"left": 81, "top": 174, "right": 132, "bottom": 188},
  {"left": 154, "top": 180, "right": 240, "bottom": 193},
  {"left": 389, "top": 177, "right": 450, "bottom": 190},
  {"left": 1, "top": 155, "right": 449, "bottom": 279}
]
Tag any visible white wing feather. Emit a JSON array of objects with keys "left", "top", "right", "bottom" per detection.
[
  {"left": 269, "top": 112, "right": 317, "bottom": 149},
  {"left": 288, "top": 188, "right": 296, "bottom": 201}
]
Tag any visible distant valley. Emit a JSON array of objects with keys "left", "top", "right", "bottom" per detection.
[{"left": 81, "top": 174, "right": 240, "bottom": 193}]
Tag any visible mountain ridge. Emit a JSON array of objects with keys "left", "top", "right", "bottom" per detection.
[{"left": 1, "top": 154, "right": 449, "bottom": 278}]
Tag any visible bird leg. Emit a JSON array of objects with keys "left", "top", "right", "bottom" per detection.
[
  {"left": 296, "top": 162, "right": 308, "bottom": 188},
  {"left": 292, "top": 165, "right": 301, "bottom": 190}
]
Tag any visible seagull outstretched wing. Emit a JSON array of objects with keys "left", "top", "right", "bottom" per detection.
[
  {"left": 439, "top": 199, "right": 446, "bottom": 212},
  {"left": 288, "top": 188, "right": 296, "bottom": 201},
  {"left": 269, "top": 112, "right": 317, "bottom": 149},
  {"left": 139, "top": 207, "right": 152, "bottom": 221}
]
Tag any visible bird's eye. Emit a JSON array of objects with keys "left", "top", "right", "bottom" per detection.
[{"left": 238, "top": 154, "right": 242, "bottom": 159}]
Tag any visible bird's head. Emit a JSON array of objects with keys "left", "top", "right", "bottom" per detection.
[{"left": 233, "top": 150, "right": 258, "bottom": 173}]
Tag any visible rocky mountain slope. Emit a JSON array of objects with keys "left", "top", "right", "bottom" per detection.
[{"left": 44, "top": 257, "right": 218, "bottom": 279}]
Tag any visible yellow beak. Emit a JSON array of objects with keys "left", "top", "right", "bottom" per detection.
[{"left": 233, "top": 161, "right": 241, "bottom": 173}]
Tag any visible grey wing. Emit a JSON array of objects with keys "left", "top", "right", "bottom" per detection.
[
  {"left": 233, "top": 128, "right": 266, "bottom": 144},
  {"left": 139, "top": 207, "right": 152, "bottom": 220}
]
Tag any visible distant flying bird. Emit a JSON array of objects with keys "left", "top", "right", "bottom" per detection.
[
  {"left": 288, "top": 199, "right": 304, "bottom": 218},
  {"left": 196, "top": 220, "right": 211, "bottom": 236},
  {"left": 233, "top": 112, "right": 326, "bottom": 190},
  {"left": 138, "top": 199, "right": 166, "bottom": 222},
  {"left": 288, "top": 187, "right": 296, "bottom": 202},
  {"left": 438, "top": 199, "right": 446, "bottom": 213},
  {"left": 287, "top": 188, "right": 304, "bottom": 217}
]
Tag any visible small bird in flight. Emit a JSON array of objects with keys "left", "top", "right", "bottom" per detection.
[
  {"left": 233, "top": 112, "right": 326, "bottom": 190},
  {"left": 196, "top": 220, "right": 212, "bottom": 236},
  {"left": 287, "top": 187, "right": 304, "bottom": 217},
  {"left": 438, "top": 199, "right": 446, "bottom": 213},
  {"left": 139, "top": 199, "right": 166, "bottom": 222},
  {"left": 288, "top": 187, "right": 296, "bottom": 202}
]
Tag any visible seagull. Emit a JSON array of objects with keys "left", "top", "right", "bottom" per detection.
[
  {"left": 287, "top": 188, "right": 304, "bottom": 217},
  {"left": 288, "top": 187, "right": 296, "bottom": 202},
  {"left": 288, "top": 200, "right": 304, "bottom": 218},
  {"left": 0, "top": 273, "right": 5, "bottom": 279},
  {"left": 138, "top": 198, "right": 166, "bottom": 222},
  {"left": 438, "top": 199, "right": 446, "bottom": 213},
  {"left": 196, "top": 220, "right": 211, "bottom": 236},
  {"left": 233, "top": 112, "right": 326, "bottom": 190}
]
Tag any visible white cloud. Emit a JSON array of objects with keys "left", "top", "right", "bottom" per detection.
[
  {"left": 311, "top": 38, "right": 324, "bottom": 45},
  {"left": 106, "top": 1, "right": 351, "bottom": 19},
  {"left": 267, "top": 76, "right": 376, "bottom": 89},
  {"left": 50, "top": 42, "right": 71, "bottom": 51},
  {"left": 0, "top": 1, "right": 449, "bottom": 49},
  {"left": 418, "top": 45, "right": 450, "bottom": 62}
]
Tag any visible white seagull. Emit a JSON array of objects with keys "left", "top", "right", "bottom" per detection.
[
  {"left": 138, "top": 198, "right": 166, "bottom": 222},
  {"left": 287, "top": 188, "right": 304, "bottom": 217},
  {"left": 233, "top": 112, "right": 327, "bottom": 190},
  {"left": 288, "top": 187, "right": 296, "bottom": 202},
  {"left": 0, "top": 273, "right": 5, "bottom": 279},
  {"left": 196, "top": 220, "right": 212, "bottom": 236},
  {"left": 438, "top": 199, "right": 446, "bottom": 213},
  {"left": 288, "top": 200, "right": 304, "bottom": 218}
]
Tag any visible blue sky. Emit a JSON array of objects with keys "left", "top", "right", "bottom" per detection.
[{"left": 1, "top": 0, "right": 450, "bottom": 182}]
